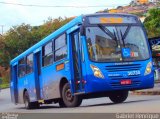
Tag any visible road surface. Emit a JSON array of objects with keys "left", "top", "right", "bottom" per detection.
[{"left": 0, "top": 88, "right": 160, "bottom": 113}]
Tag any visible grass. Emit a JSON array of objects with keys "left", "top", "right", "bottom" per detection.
[{"left": 1, "top": 83, "right": 9, "bottom": 89}]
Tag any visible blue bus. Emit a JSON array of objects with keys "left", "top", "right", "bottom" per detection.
[{"left": 10, "top": 13, "right": 154, "bottom": 109}]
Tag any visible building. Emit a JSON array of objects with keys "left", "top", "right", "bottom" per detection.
[{"left": 134, "top": 0, "right": 149, "bottom": 4}]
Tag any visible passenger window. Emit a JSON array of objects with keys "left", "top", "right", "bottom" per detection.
[
  {"left": 54, "top": 34, "right": 67, "bottom": 61},
  {"left": 42, "top": 41, "right": 53, "bottom": 66},
  {"left": 55, "top": 34, "right": 66, "bottom": 50},
  {"left": 18, "top": 58, "right": 26, "bottom": 78},
  {"left": 26, "top": 53, "right": 33, "bottom": 74}
]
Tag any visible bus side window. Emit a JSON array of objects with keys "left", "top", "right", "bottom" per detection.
[
  {"left": 18, "top": 58, "right": 26, "bottom": 78},
  {"left": 42, "top": 41, "right": 53, "bottom": 67},
  {"left": 54, "top": 34, "right": 67, "bottom": 61},
  {"left": 26, "top": 53, "right": 33, "bottom": 74}
]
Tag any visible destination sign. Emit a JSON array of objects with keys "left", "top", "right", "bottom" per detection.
[
  {"left": 88, "top": 16, "right": 138, "bottom": 24},
  {"left": 100, "top": 17, "right": 123, "bottom": 23}
]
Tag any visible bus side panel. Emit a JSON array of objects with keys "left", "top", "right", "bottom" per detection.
[
  {"left": 17, "top": 73, "right": 36, "bottom": 104},
  {"left": 42, "top": 59, "right": 71, "bottom": 100},
  {"left": 10, "top": 65, "right": 17, "bottom": 104},
  {"left": 25, "top": 73, "right": 37, "bottom": 102},
  {"left": 17, "top": 77, "right": 26, "bottom": 104},
  {"left": 42, "top": 65, "right": 60, "bottom": 100}
]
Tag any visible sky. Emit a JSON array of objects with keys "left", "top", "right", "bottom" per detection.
[{"left": 0, "top": 0, "right": 131, "bottom": 33}]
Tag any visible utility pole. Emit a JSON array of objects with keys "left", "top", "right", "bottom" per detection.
[{"left": 0, "top": 25, "right": 4, "bottom": 35}]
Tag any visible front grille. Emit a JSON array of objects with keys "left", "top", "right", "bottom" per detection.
[{"left": 106, "top": 64, "right": 141, "bottom": 72}]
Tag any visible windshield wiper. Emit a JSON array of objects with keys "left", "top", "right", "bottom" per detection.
[
  {"left": 113, "top": 29, "right": 119, "bottom": 46},
  {"left": 98, "top": 24, "right": 118, "bottom": 45},
  {"left": 98, "top": 24, "right": 115, "bottom": 40},
  {"left": 120, "top": 30, "right": 125, "bottom": 47},
  {"left": 120, "top": 25, "right": 131, "bottom": 47}
]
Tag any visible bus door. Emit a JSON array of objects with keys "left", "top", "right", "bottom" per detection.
[
  {"left": 11, "top": 64, "right": 18, "bottom": 103},
  {"left": 34, "top": 51, "right": 42, "bottom": 100},
  {"left": 70, "top": 30, "right": 85, "bottom": 93}
]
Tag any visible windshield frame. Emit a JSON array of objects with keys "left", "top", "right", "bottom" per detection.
[{"left": 84, "top": 24, "right": 151, "bottom": 63}]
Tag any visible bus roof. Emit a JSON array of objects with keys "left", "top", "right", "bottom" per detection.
[
  {"left": 10, "top": 15, "right": 83, "bottom": 65},
  {"left": 10, "top": 13, "right": 139, "bottom": 65},
  {"left": 83, "top": 13, "right": 138, "bottom": 18}
]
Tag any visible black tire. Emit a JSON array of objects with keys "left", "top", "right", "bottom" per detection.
[
  {"left": 59, "top": 99, "right": 66, "bottom": 108},
  {"left": 109, "top": 91, "right": 128, "bottom": 104},
  {"left": 32, "top": 102, "right": 40, "bottom": 109},
  {"left": 61, "top": 83, "right": 82, "bottom": 107},
  {"left": 24, "top": 91, "right": 40, "bottom": 109}
]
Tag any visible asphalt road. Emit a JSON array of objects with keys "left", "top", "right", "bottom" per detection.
[{"left": 0, "top": 88, "right": 160, "bottom": 113}]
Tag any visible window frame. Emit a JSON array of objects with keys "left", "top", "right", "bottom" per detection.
[
  {"left": 18, "top": 57, "right": 26, "bottom": 78},
  {"left": 54, "top": 33, "right": 67, "bottom": 62},
  {"left": 42, "top": 41, "right": 54, "bottom": 67},
  {"left": 26, "top": 53, "right": 34, "bottom": 75}
]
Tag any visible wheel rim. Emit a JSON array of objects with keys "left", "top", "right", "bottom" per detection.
[{"left": 65, "top": 89, "right": 73, "bottom": 102}]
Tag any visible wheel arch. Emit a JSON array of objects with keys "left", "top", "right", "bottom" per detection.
[
  {"left": 19, "top": 88, "right": 27, "bottom": 104},
  {"left": 59, "top": 77, "right": 69, "bottom": 97},
  {"left": 23, "top": 88, "right": 27, "bottom": 98}
]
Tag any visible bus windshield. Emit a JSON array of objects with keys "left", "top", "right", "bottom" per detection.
[{"left": 86, "top": 25, "right": 150, "bottom": 62}]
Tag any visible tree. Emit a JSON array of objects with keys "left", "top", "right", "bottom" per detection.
[
  {"left": 144, "top": 8, "right": 160, "bottom": 38},
  {"left": 0, "top": 35, "right": 8, "bottom": 67},
  {"left": 1, "top": 24, "right": 34, "bottom": 67}
]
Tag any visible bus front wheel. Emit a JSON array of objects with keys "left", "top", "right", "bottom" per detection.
[
  {"left": 58, "top": 99, "right": 66, "bottom": 107},
  {"left": 61, "top": 83, "right": 82, "bottom": 107},
  {"left": 109, "top": 91, "right": 128, "bottom": 104}
]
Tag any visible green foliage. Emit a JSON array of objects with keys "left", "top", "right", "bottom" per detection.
[
  {"left": 1, "top": 83, "right": 10, "bottom": 89},
  {"left": 2, "top": 24, "right": 33, "bottom": 67},
  {"left": 144, "top": 8, "right": 160, "bottom": 38}
]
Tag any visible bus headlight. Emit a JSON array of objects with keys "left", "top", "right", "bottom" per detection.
[
  {"left": 90, "top": 65, "right": 104, "bottom": 79},
  {"left": 144, "top": 62, "right": 152, "bottom": 75}
]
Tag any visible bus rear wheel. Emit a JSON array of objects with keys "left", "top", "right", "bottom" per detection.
[
  {"left": 24, "top": 91, "right": 39, "bottom": 109},
  {"left": 109, "top": 91, "right": 128, "bottom": 104},
  {"left": 61, "top": 83, "right": 82, "bottom": 107}
]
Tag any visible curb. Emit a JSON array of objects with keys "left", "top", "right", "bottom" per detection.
[{"left": 131, "top": 91, "right": 160, "bottom": 95}]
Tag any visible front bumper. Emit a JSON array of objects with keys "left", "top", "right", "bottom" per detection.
[{"left": 85, "top": 73, "right": 154, "bottom": 93}]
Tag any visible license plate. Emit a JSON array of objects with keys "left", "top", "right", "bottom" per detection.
[{"left": 120, "top": 80, "right": 132, "bottom": 85}]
